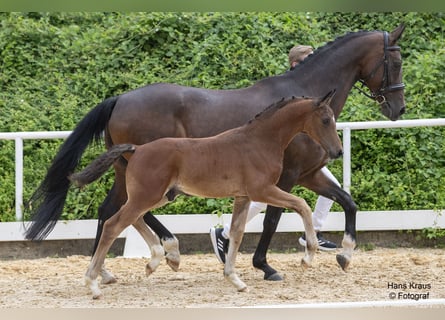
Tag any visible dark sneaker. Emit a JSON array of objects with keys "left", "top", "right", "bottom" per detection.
[
  {"left": 298, "top": 232, "right": 337, "bottom": 251},
  {"left": 210, "top": 227, "right": 229, "bottom": 264}
]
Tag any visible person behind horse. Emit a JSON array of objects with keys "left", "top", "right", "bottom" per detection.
[{"left": 210, "top": 44, "right": 339, "bottom": 264}]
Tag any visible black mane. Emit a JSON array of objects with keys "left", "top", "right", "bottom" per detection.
[{"left": 290, "top": 30, "right": 375, "bottom": 71}]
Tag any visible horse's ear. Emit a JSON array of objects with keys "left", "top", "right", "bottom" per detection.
[
  {"left": 390, "top": 23, "right": 405, "bottom": 44},
  {"left": 316, "top": 89, "right": 336, "bottom": 106}
]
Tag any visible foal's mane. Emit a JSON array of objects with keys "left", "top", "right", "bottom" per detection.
[{"left": 248, "top": 95, "right": 309, "bottom": 124}]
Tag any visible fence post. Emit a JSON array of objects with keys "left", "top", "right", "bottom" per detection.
[
  {"left": 15, "top": 137, "right": 23, "bottom": 221},
  {"left": 342, "top": 127, "right": 351, "bottom": 194}
]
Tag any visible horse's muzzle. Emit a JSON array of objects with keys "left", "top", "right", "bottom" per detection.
[
  {"left": 381, "top": 101, "right": 406, "bottom": 121},
  {"left": 336, "top": 149, "right": 344, "bottom": 159},
  {"left": 329, "top": 149, "right": 343, "bottom": 160}
]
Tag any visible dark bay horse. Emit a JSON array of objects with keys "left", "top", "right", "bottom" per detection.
[
  {"left": 25, "top": 25, "right": 406, "bottom": 282},
  {"left": 69, "top": 93, "right": 343, "bottom": 298}
]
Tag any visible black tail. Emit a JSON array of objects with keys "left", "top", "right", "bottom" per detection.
[
  {"left": 24, "top": 96, "right": 118, "bottom": 240},
  {"left": 69, "top": 144, "right": 135, "bottom": 188}
]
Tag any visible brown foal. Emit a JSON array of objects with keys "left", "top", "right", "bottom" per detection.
[{"left": 70, "top": 91, "right": 343, "bottom": 298}]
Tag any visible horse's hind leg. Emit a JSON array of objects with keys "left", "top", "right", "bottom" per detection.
[
  {"left": 143, "top": 213, "right": 180, "bottom": 271},
  {"left": 132, "top": 217, "right": 167, "bottom": 275}
]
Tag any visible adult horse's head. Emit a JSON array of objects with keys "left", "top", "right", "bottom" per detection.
[{"left": 358, "top": 24, "right": 406, "bottom": 121}]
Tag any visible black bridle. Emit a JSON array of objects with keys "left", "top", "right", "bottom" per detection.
[{"left": 355, "top": 31, "right": 405, "bottom": 105}]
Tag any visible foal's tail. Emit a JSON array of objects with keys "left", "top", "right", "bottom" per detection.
[
  {"left": 24, "top": 96, "right": 118, "bottom": 240},
  {"left": 69, "top": 144, "right": 136, "bottom": 188}
]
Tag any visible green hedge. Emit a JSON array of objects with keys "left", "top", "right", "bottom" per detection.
[{"left": 0, "top": 12, "right": 444, "bottom": 222}]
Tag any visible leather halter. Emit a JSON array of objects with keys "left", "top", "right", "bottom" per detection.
[{"left": 355, "top": 31, "right": 405, "bottom": 104}]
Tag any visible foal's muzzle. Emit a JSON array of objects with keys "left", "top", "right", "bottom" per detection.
[{"left": 329, "top": 148, "right": 343, "bottom": 160}]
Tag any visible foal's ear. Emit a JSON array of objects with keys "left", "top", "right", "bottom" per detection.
[
  {"left": 390, "top": 23, "right": 405, "bottom": 44},
  {"left": 316, "top": 89, "right": 336, "bottom": 106}
]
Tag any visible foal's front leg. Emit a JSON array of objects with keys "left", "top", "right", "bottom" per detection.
[
  {"left": 142, "top": 213, "right": 180, "bottom": 272},
  {"left": 132, "top": 217, "right": 169, "bottom": 275},
  {"left": 253, "top": 186, "right": 318, "bottom": 267},
  {"left": 224, "top": 196, "right": 251, "bottom": 292}
]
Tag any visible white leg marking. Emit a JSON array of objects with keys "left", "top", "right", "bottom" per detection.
[
  {"left": 225, "top": 273, "right": 248, "bottom": 292},
  {"left": 341, "top": 233, "right": 356, "bottom": 260},
  {"left": 85, "top": 275, "right": 102, "bottom": 299},
  {"left": 146, "top": 244, "right": 164, "bottom": 275},
  {"left": 163, "top": 236, "right": 180, "bottom": 271},
  {"left": 100, "top": 267, "right": 117, "bottom": 284}
]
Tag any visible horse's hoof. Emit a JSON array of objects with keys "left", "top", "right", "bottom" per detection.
[
  {"left": 264, "top": 272, "right": 283, "bottom": 281},
  {"left": 92, "top": 293, "right": 103, "bottom": 300},
  {"left": 238, "top": 286, "right": 249, "bottom": 293},
  {"left": 336, "top": 254, "right": 350, "bottom": 271},
  {"left": 101, "top": 277, "right": 117, "bottom": 285},
  {"left": 145, "top": 264, "right": 154, "bottom": 276},
  {"left": 301, "top": 258, "right": 311, "bottom": 269},
  {"left": 166, "top": 257, "right": 180, "bottom": 272}
]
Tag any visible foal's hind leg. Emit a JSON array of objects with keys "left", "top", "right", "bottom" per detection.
[
  {"left": 92, "top": 162, "right": 129, "bottom": 284},
  {"left": 96, "top": 182, "right": 126, "bottom": 284},
  {"left": 85, "top": 203, "right": 140, "bottom": 299}
]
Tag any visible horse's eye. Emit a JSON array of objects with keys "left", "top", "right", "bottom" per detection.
[{"left": 322, "top": 117, "right": 330, "bottom": 125}]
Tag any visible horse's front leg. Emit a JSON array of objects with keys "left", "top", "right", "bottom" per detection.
[
  {"left": 225, "top": 196, "right": 250, "bottom": 292},
  {"left": 299, "top": 170, "right": 357, "bottom": 271},
  {"left": 334, "top": 189, "right": 357, "bottom": 270}
]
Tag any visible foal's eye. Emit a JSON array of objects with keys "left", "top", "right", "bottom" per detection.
[{"left": 322, "top": 117, "right": 330, "bottom": 125}]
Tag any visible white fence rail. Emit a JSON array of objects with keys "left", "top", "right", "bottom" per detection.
[{"left": 1, "top": 119, "right": 444, "bottom": 242}]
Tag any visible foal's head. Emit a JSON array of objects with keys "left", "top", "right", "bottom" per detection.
[{"left": 304, "top": 90, "right": 343, "bottom": 160}]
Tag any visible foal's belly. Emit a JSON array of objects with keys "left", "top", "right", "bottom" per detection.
[{"left": 175, "top": 179, "right": 247, "bottom": 199}]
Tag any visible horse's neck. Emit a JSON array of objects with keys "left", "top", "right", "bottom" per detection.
[{"left": 261, "top": 33, "right": 376, "bottom": 118}]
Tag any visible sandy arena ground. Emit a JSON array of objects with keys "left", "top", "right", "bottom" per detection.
[{"left": 0, "top": 247, "right": 444, "bottom": 308}]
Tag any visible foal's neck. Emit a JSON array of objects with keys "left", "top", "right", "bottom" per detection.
[{"left": 248, "top": 100, "right": 312, "bottom": 149}]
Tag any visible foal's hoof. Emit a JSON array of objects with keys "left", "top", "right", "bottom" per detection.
[
  {"left": 238, "top": 286, "right": 249, "bottom": 293},
  {"left": 101, "top": 276, "right": 117, "bottom": 285},
  {"left": 264, "top": 272, "right": 283, "bottom": 281},
  {"left": 301, "top": 258, "right": 311, "bottom": 269},
  {"left": 92, "top": 293, "right": 103, "bottom": 300},
  {"left": 336, "top": 254, "right": 350, "bottom": 271},
  {"left": 145, "top": 264, "right": 154, "bottom": 276},
  {"left": 166, "top": 257, "right": 180, "bottom": 272}
]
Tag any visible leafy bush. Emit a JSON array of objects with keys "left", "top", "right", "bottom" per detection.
[{"left": 0, "top": 12, "right": 444, "bottom": 222}]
